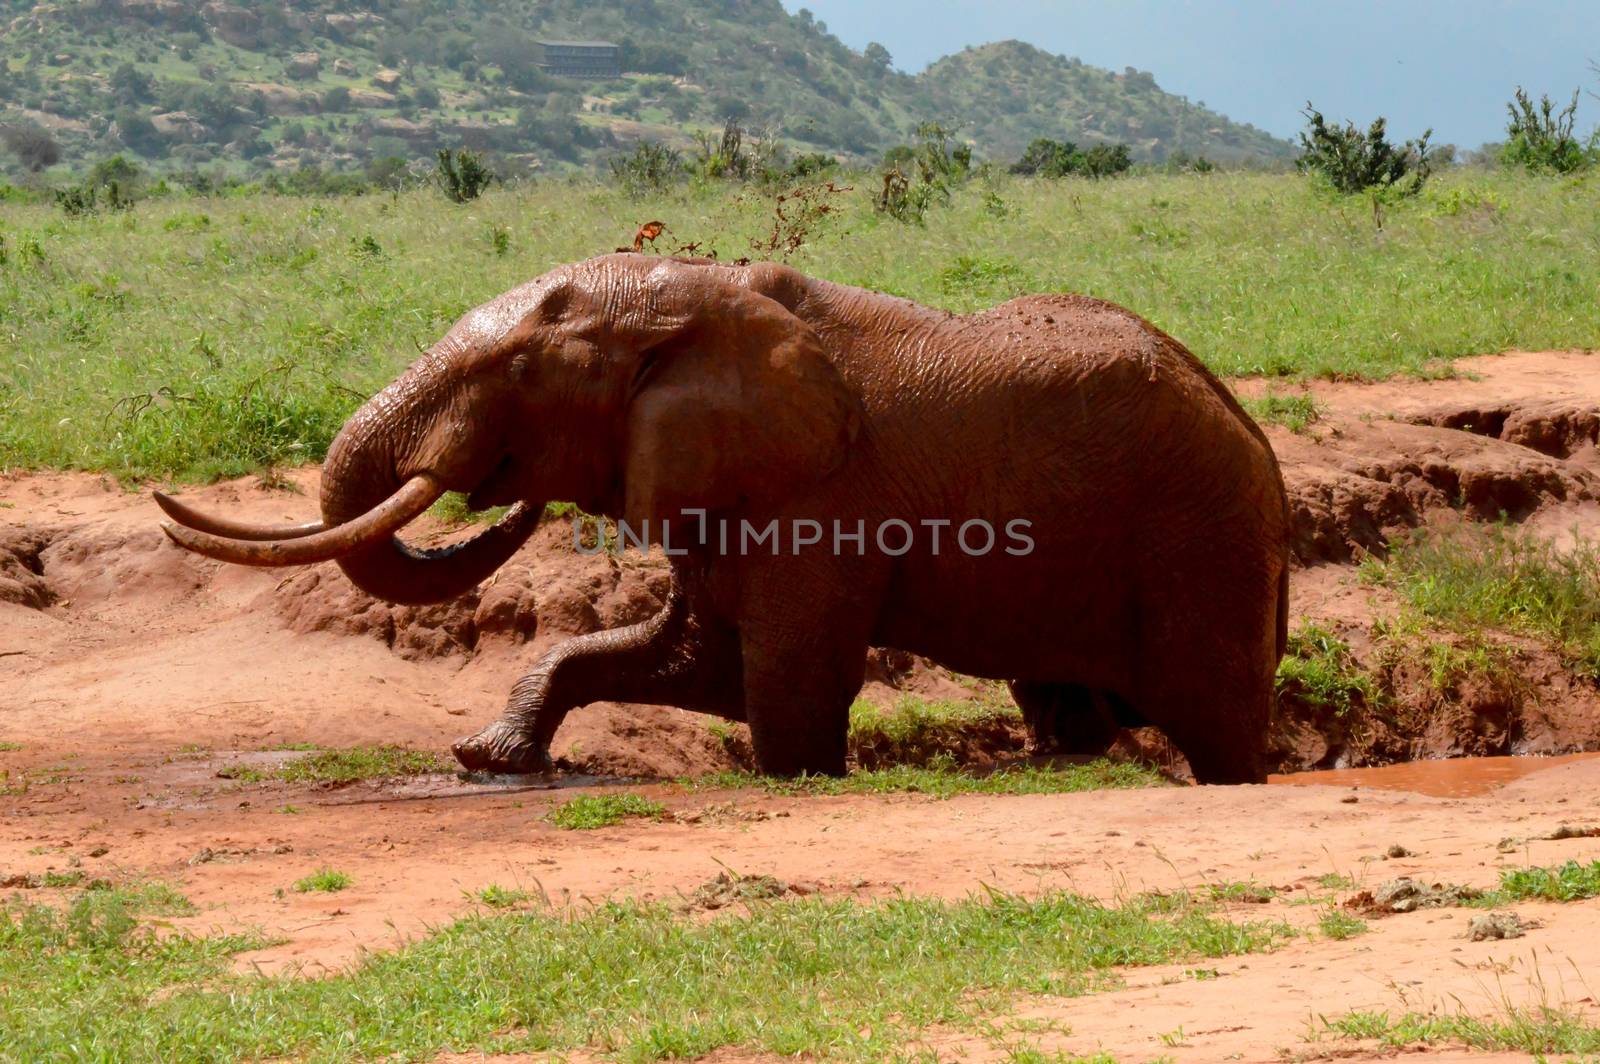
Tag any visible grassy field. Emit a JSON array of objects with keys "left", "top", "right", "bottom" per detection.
[
  {"left": 0, "top": 880, "right": 1289, "bottom": 1062},
  {"left": 2, "top": 169, "right": 1598, "bottom": 481}
]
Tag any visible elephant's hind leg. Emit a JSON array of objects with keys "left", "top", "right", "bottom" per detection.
[
  {"left": 452, "top": 582, "right": 743, "bottom": 774},
  {"left": 1008, "top": 681, "right": 1122, "bottom": 756}
]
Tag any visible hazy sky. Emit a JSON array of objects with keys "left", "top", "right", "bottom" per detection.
[{"left": 779, "top": 0, "right": 1600, "bottom": 149}]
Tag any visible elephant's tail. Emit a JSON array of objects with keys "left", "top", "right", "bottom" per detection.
[{"left": 1275, "top": 557, "right": 1289, "bottom": 662}]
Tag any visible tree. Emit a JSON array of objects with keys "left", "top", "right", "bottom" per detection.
[
  {"left": 1501, "top": 88, "right": 1595, "bottom": 173},
  {"left": 109, "top": 62, "right": 153, "bottom": 102},
  {"left": 1010, "top": 137, "right": 1082, "bottom": 177},
  {"left": 1, "top": 121, "right": 61, "bottom": 171},
  {"left": 864, "top": 42, "right": 892, "bottom": 73},
  {"left": 433, "top": 148, "right": 495, "bottom": 202},
  {"left": 1297, "top": 104, "right": 1433, "bottom": 196}
]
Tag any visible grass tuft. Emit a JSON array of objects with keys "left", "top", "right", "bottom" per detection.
[
  {"left": 1240, "top": 392, "right": 1321, "bottom": 433},
  {"left": 292, "top": 868, "right": 352, "bottom": 894},
  {"left": 847, "top": 695, "right": 1023, "bottom": 769},
  {"left": 1317, "top": 909, "right": 1367, "bottom": 940},
  {"left": 1275, "top": 624, "right": 1379, "bottom": 718},
  {"left": 277, "top": 745, "right": 450, "bottom": 784},
  {"left": 1320, "top": 1006, "right": 1600, "bottom": 1054},
  {"left": 216, "top": 744, "right": 450, "bottom": 785},
  {"left": 544, "top": 793, "right": 667, "bottom": 830},
  {"left": 1495, "top": 860, "right": 1600, "bottom": 902},
  {"left": 1364, "top": 524, "right": 1600, "bottom": 679},
  {"left": 476, "top": 884, "right": 534, "bottom": 909}
]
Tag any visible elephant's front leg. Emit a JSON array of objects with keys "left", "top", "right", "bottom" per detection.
[{"left": 452, "top": 583, "right": 743, "bottom": 774}]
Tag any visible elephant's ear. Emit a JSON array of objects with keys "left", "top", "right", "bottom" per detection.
[{"left": 621, "top": 278, "right": 860, "bottom": 525}]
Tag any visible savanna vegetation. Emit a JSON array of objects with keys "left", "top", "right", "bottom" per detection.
[
  {"left": 0, "top": 879, "right": 1290, "bottom": 1061},
  {"left": 4, "top": 165, "right": 1598, "bottom": 481}
]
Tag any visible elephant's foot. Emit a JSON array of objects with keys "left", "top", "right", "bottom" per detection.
[{"left": 452, "top": 719, "right": 553, "bottom": 775}]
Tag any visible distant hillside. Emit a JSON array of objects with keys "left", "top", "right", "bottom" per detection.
[
  {"left": 911, "top": 42, "right": 1288, "bottom": 164},
  {"left": 0, "top": 0, "right": 1293, "bottom": 180}
]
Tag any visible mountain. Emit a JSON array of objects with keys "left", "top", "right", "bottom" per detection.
[
  {"left": 911, "top": 42, "right": 1288, "bottom": 164},
  {"left": 0, "top": 0, "right": 1294, "bottom": 180}
]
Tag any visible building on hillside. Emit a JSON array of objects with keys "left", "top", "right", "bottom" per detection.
[{"left": 534, "top": 40, "right": 621, "bottom": 79}]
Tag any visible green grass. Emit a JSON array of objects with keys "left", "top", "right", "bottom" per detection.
[
  {"left": 477, "top": 884, "right": 534, "bottom": 909},
  {"left": 847, "top": 694, "right": 1023, "bottom": 768},
  {"left": 5, "top": 170, "right": 1600, "bottom": 480},
  {"left": 1495, "top": 860, "right": 1600, "bottom": 902},
  {"left": 1320, "top": 1007, "right": 1600, "bottom": 1054},
  {"left": 276, "top": 744, "right": 450, "bottom": 783},
  {"left": 1239, "top": 391, "right": 1321, "bottom": 433},
  {"left": 1317, "top": 909, "right": 1367, "bottom": 940},
  {"left": 686, "top": 756, "right": 1168, "bottom": 798},
  {"left": 217, "top": 744, "right": 450, "bottom": 784},
  {"left": 0, "top": 886, "right": 1290, "bottom": 1061},
  {"left": 292, "top": 868, "right": 352, "bottom": 893},
  {"left": 1364, "top": 523, "right": 1600, "bottom": 679},
  {"left": 1205, "top": 880, "right": 1278, "bottom": 903},
  {"left": 1275, "top": 624, "right": 1380, "bottom": 718},
  {"left": 545, "top": 792, "right": 667, "bottom": 830}
]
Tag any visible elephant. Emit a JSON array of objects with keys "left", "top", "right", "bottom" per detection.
[{"left": 158, "top": 254, "right": 1291, "bottom": 784}]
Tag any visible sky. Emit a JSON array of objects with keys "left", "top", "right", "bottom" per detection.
[{"left": 779, "top": 0, "right": 1600, "bottom": 149}]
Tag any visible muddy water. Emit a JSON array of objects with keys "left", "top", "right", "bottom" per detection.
[{"left": 1270, "top": 752, "right": 1600, "bottom": 798}]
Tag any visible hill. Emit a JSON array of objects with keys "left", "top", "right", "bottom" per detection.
[
  {"left": 911, "top": 41, "right": 1288, "bottom": 164},
  {"left": 0, "top": 0, "right": 1294, "bottom": 180}
]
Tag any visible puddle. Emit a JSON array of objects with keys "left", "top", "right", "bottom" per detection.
[{"left": 1270, "top": 752, "right": 1600, "bottom": 798}]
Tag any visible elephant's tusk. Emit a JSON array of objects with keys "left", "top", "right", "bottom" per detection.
[
  {"left": 153, "top": 491, "right": 326, "bottom": 541},
  {"left": 160, "top": 473, "right": 444, "bottom": 567}
]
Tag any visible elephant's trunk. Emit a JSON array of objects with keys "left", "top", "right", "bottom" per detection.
[{"left": 318, "top": 390, "right": 540, "bottom": 607}]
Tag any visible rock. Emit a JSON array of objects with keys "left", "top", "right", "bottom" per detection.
[
  {"left": 1385, "top": 844, "right": 1415, "bottom": 859},
  {"left": 332, "top": 58, "right": 357, "bottom": 77},
  {"left": 1348, "top": 877, "right": 1482, "bottom": 914},
  {"left": 150, "top": 110, "right": 207, "bottom": 142},
  {"left": 286, "top": 51, "right": 321, "bottom": 80},
  {"left": 371, "top": 68, "right": 403, "bottom": 92},
  {"left": 1467, "top": 912, "right": 1526, "bottom": 941}
]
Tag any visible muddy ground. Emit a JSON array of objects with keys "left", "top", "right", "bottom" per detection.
[{"left": 3, "top": 349, "right": 1600, "bottom": 1062}]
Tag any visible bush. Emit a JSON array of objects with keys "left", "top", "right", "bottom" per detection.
[
  {"left": 609, "top": 140, "right": 683, "bottom": 194},
  {"left": 1501, "top": 88, "right": 1596, "bottom": 173},
  {"left": 1009, "top": 137, "right": 1132, "bottom": 179},
  {"left": 1, "top": 121, "right": 62, "bottom": 172},
  {"left": 875, "top": 121, "right": 973, "bottom": 223},
  {"left": 1297, "top": 103, "right": 1433, "bottom": 196},
  {"left": 1010, "top": 137, "right": 1083, "bottom": 177},
  {"left": 1082, "top": 143, "right": 1133, "bottom": 178},
  {"left": 432, "top": 148, "right": 495, "bottom": 202},
  {"left": 55, "top": 157, "right": 144, "bottom": 216}
]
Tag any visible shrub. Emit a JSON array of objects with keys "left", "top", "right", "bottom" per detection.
[
  {"left": 1083, "top": 143, "right": 1133, "bottom": 178},
  {"left": 1010, "top": 137, "right": 1083, "bottom": 177},
  {"left": 1, "top": 121, "right": 62, "bottom": 171},
  {"left": 433, "top": 148, "right": 495, "bottom": 203},
  {"left": 1297, "top": 103, "right": 1433, "bottom": 196},
  {"left": 1010, "top": 137, "right": 1132, "bottom": 179},
  {"left": 1500, "top": 88, "right": 1596, "bottom": 173},
  {"left": 610, "top": 140, "right": 683, "bottom": 194},
  {"left": 874, "top": 121, "right": 973, "bottom": 223}
]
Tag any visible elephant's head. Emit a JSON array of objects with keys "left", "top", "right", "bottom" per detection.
[{"left": 159, "top": 255, "right": 861, "bottom": 604}]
